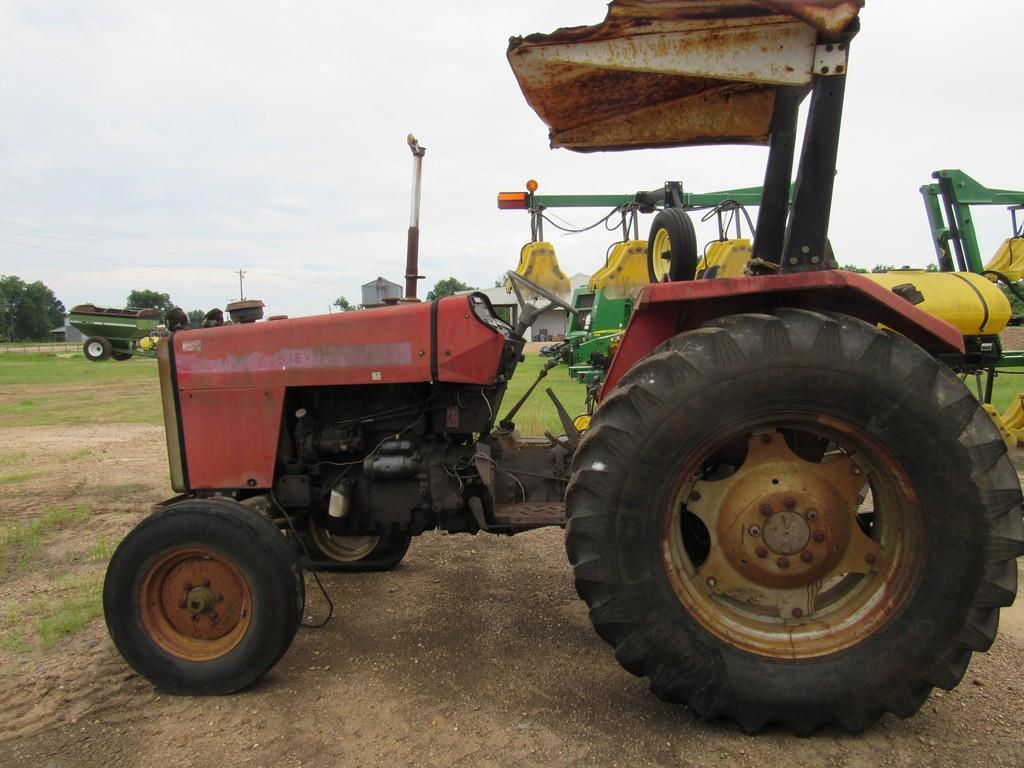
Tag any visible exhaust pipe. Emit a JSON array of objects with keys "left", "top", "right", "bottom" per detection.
[{"left": 405, "top": 134, "right": 426, "bottom": 300}]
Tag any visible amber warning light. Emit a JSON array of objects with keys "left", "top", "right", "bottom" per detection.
[{"left": 497, "top": 191, "right": 529, "bottom": 210}]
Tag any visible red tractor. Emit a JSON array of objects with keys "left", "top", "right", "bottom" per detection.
[{"left": 104, "top": 1, "right": 1023, "bottom": 734}]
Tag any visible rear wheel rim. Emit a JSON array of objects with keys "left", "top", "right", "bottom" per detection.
[
  {"left": 139, "top": 547, "right": 252, "bottom": 661},
  {"left": 309, "top": 526, "right": 380, "bottom": 562},
  {"left": 661, "top": 415, "right": 923, "bottom": 659}
]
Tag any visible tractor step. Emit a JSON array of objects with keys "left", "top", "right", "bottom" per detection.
[{"left": 491, "top": 502, "right": 566, "bottom": 528}]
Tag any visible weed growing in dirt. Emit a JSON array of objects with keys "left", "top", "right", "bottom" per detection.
[
  {"left": 36, "top": 593, "right": 103, "bottom": 650},
  {"left": 0, "top": 505, "right": 93, "bottom": 574},
  {"left": 1, "top": 573, "right": 105, "bottom": 652},
  {"left": 88, "top": 538, "right": 116, "bottom": 563},
  {"left": 0, "top": 451, "right": 27, "bottom": 467},
  {"left": 0, "top": 471, "right": 38, "bottom": 485},
  {"left": 93, "top": 483, "right": 147, "bottom": 500},
  {"left": 0, "top": 629, "right": 30, "bottom": 653}
]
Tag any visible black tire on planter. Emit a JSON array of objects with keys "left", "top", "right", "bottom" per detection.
[
  {"left": 103, "top": 498, "right": 304, "bottom": 695},
  {"left": 83, "top": 336, "right": 112, "bottom": 362},
  {"left": 111, "top": 352, "right": 133, "bottom": 362},
  {"left": 303, "top": 525, "right": 411, "bottom": 572},
  {"left": 565, "top": 309, "right": 1023, "bottom": 734},
  {"left": 646, "top": 207, "right": 698, "bottom": 282}
]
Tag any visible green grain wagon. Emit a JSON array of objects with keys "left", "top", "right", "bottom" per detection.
[{"left": 68, "top": 304, "right": 162, "bottom": 362}]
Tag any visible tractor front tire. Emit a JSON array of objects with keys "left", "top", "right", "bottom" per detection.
[
  {"left": 83, "top": 336, "right": 112, "bottom": 362},
  {"left": 104, "top": 498, "right": 304, "bottom": 695},
  {"left": 646, "top": 208, "right": 698, "bottom": 282},
  {"left": 565, "top": 309, "right": 1023, "bottom": 734},
  {"left": 303, "top": 525, "right": 411, "bottom": 572}
]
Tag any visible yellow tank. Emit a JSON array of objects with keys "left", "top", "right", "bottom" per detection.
[{"left": 864, "top": 270, "right": 1011, "bottom": 335}]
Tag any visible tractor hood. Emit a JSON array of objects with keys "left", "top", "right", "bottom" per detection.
[{"left": 507, "top": 0, "right": 862, "bottom": 152}]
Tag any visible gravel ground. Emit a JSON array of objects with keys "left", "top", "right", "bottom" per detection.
[{"left": 0, "top": 423, "right": 1021, "bottom": 768}]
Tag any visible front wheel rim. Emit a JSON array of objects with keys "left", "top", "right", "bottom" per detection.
[
  {"left": 87, "top": 342, "right": 104, "bottom": 358},
  {"left": 661, "top": 416, "right": 924, "bottom": 659},
  {"left": 139, "top": 547, "right": 253, "bottom": 661}
]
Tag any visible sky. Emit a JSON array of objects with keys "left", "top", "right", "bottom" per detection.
[{"left": 1, "top": 1, "right": 1021, "bottom": 319}]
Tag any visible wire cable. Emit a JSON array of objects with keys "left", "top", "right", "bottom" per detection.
[{"left": 268, "top": 489, "right": 335, "bottom": 629}]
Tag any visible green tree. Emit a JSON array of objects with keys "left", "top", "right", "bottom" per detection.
[
  {"left": 333, "top": 296, "right": 356, "bottom": 312},
  {"left": 0, "top": 276, "right": 66, "bottom": 341},
  {"left": 187, "top": 309, "right": 206, "bottom": 328},
  {"left": 127, "top": 289, "right": 174, "bottom": 314},
  {"left": 840, "top": 264, "right": 868, "bottom": 274},
  {"left": 426, "top": 277, "right": 475, "bottom": 301}
]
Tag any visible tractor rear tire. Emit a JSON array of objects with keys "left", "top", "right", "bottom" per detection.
[
  {"left": 104, "top": 498, "right": 304, "bottom": 695},
  {"left": 565, "top": 309, "right": 1023, "bottom": 734},
  {"left": 646, "top": 208, "right": 698, "bottom": 282},
  {"left": 303, "top": 525, "right": 411, "bottom": 572},
  {"left": 83, "top": 336, "right": 112, "bottom": 362}
]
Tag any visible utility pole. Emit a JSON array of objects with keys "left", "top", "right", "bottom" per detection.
[{"left": 236, "top": 269, "right": 247, "bottom": 300}]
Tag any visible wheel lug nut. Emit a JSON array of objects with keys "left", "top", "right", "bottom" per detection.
[
  {"left": 760, "top": 434, "right": 772, "bottom": 444},
  {"left": 800, "top": 550, "right": 813, "bottom": 563},
  {"left": 777, "top": 557, "right": 790, "bottom": 569},
  {"left": 706, "top": 577, "right": 717, "bottom": 588},
  {"left": 851, "top": 466, "right": 862, "bottom": 475},
  {"left": 748, "top": 526, "right": 761, "bottom": 537},
  {"left": 183, "top": 582, "right": 192, "bottom": 591},
  {"left": 806, "top": 509, "right": 818, "bottom": 521},
  {"left": 813, "top": 531, "right": 826, "bottom": 543},
  {"left": 201, "top": 579, "right": 210, "bottom": 587},
  {"left": 756, "top": 547, "right": 768, "bottom": 559},
  {"left": 177, "top": 600, "right": 186, "bottom": 609},
  {"left": 783, "top": 497, "right": 796, "bottom": 509},
  {"left": 865, "top": 553, "right": 877, "bottom": 565},
  {"left": 791, "top": 608, "right": 804, "bottom": 618},
  {"left": 215, "top": 593, "right": 224, "bottom": 602},
  {"left": 689, "top": 491, "right": 701, "bottom": 502},
  {"left": 759, "top": 504, "right": 772, "bottom": 517}
]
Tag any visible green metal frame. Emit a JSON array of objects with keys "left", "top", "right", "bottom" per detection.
[
  {"left": 529, "top": 185, "right": 769, "bottom": 210},
  {"left": 920, "top": 169, "right": 1024, "bottom": 274}
]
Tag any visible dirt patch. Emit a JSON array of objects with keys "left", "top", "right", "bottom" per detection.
[{"left": 0, "top": 423, "right": 1022, "bottom": 767}]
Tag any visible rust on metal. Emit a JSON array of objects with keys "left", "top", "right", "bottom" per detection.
[
  {"left": 660, "top": 418, "right": 923, "bottom": 660},
  {"left": 139, "top": 547, "right": 252, "bottom": 661},
  {"left": 508, "top": 0, "right": 862, "bottom": 152}
]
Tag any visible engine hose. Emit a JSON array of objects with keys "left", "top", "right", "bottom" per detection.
[{"left": 982, "top": 270, "right": 1024, "bottom": 304}]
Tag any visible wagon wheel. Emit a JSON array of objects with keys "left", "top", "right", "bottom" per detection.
[
  {"left": 112, "top": 352, "right": 133, "bottom": 361},
  {"left": 304, "top": 524, "right": 411, "bottom": 572},
  {"left": 83, "top": 336, "right": 112, "bottom": 362},
  {"left": 104, "top": 499, "right": 303, "bottom": 694},
  {"left": 565, "top": 309, "right": 1023, "bottom": 734}
]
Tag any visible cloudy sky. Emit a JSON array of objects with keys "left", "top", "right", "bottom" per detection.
[{"left": 1, "top": 1, "right": 1021, "bottom": 319}]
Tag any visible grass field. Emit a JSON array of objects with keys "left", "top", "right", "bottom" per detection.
[{"left": 0, "top": 354, "right": 161, "bottom": 427}]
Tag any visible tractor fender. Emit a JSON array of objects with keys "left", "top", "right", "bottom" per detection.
[{"left": 601, "top": 270, "right": 965, "bottom": 398}]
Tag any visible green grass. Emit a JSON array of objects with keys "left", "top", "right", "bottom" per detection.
[
  {"left": 35, "top": 591, "right": 104, "bottom": 650},
  {"left": 0, "top": 353, "right": 161, "bottom": 426},
  {"left": 0, "top": 470, "right": 38, "bottom": 485},
  {"left": 0, "top": 573, "right": 105, "bottom": 652},
  {"left": 0, "top": 450, "right": 27, "bottom": 467},
  {"left": 502, "top": 353, "right": 588, "bottom": 435},
  {"left": 0, "top": 505, "right": 93, "bottom": 574}
]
